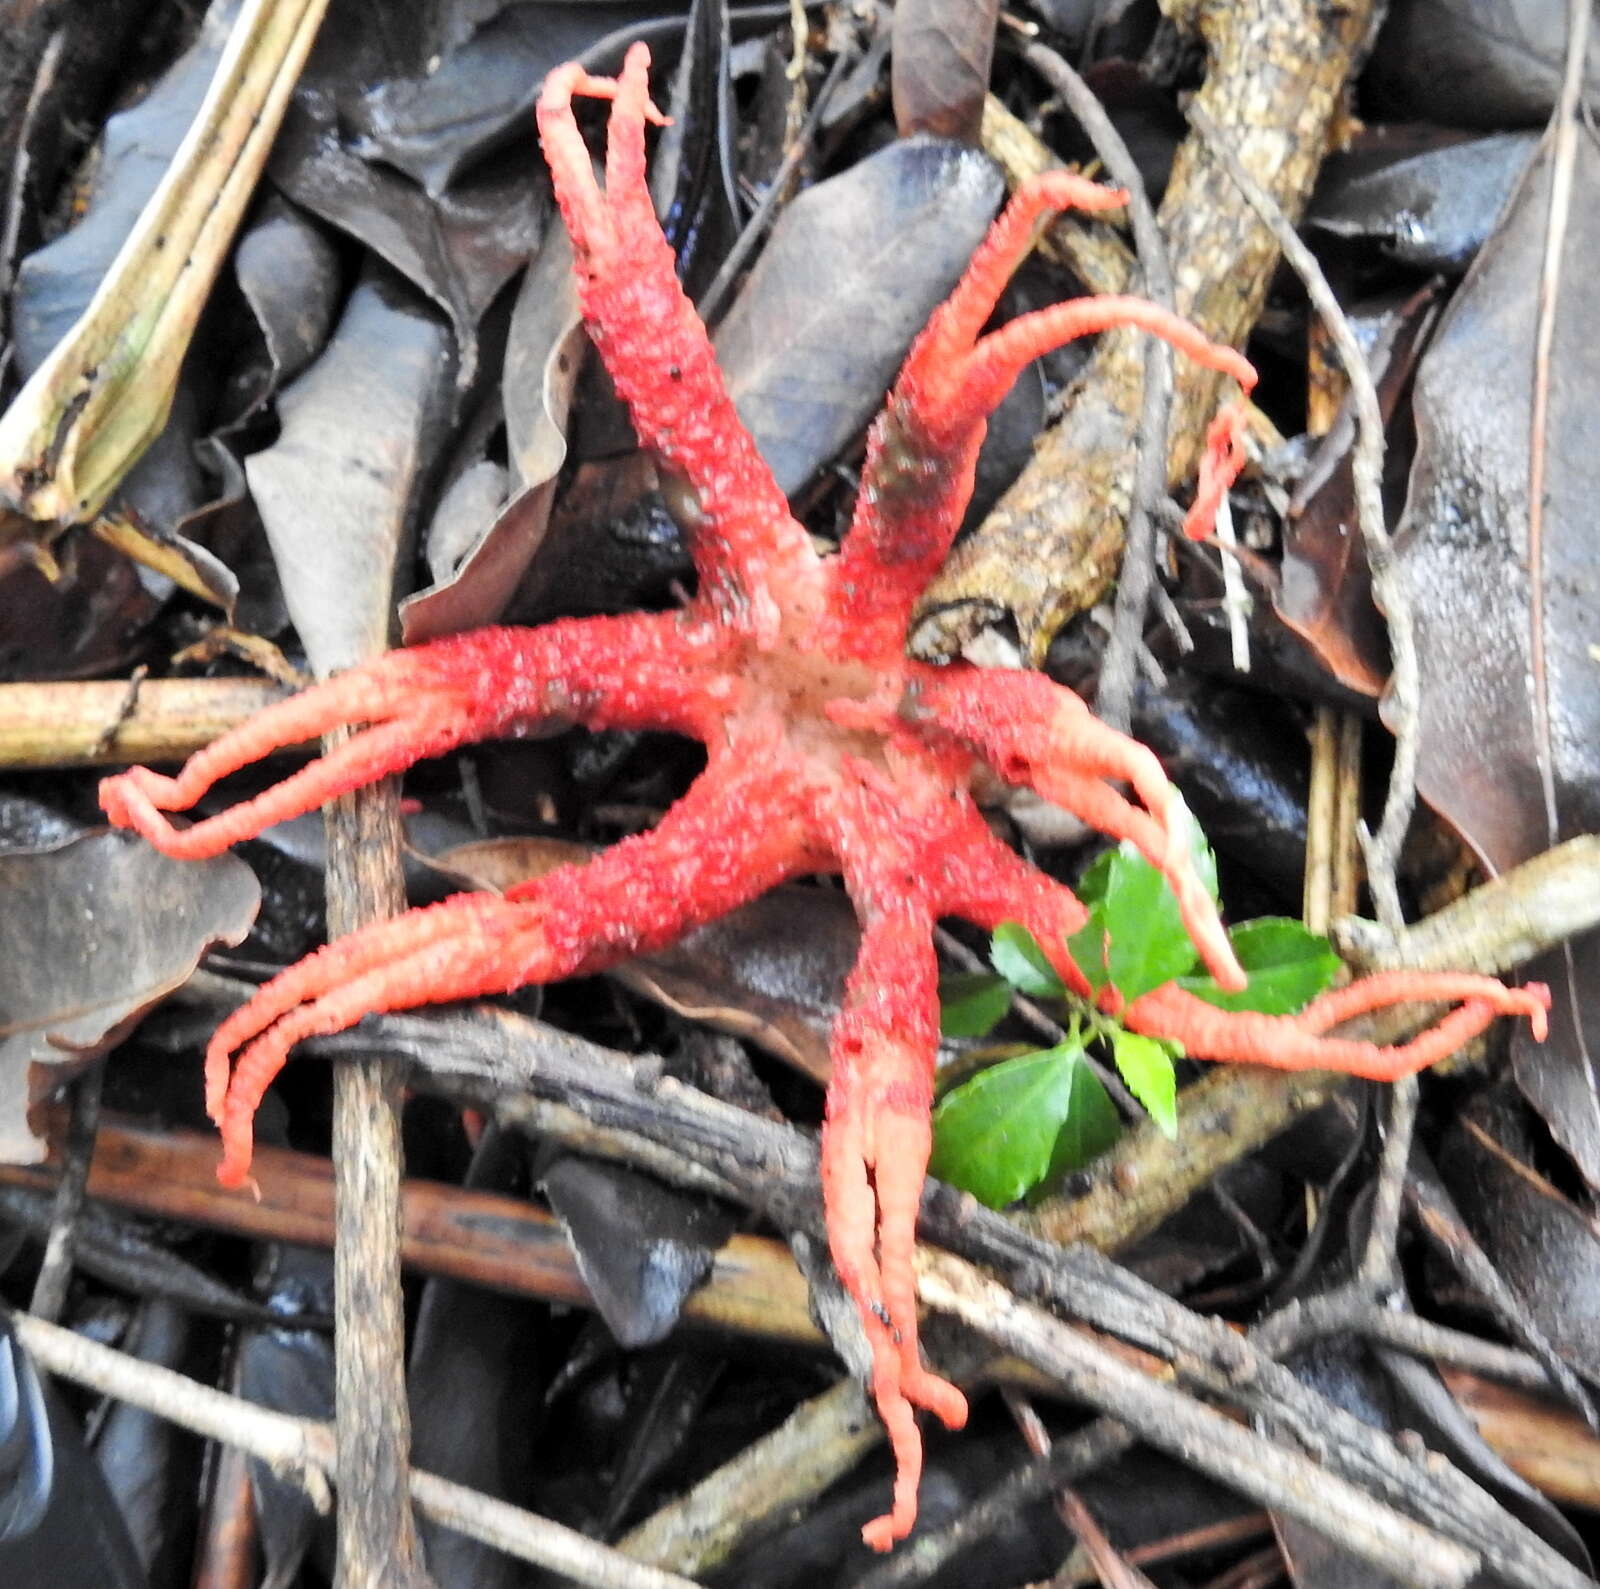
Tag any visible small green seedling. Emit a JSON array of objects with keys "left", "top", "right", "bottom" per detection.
[{"left": 931, "top": 813, "right": 1339, "bottom": 1209}]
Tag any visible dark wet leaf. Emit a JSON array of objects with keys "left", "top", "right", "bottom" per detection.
[
  {"left": 0, "top": 1314, "right": 147, "bottom": 1587},
  {"left": 346, "top": 2, "right": 678, "bottom": 198},
  {"left": 0, "top": 538, "right": 157, "bottom": 683},
  {"left": 0, "top": 833, "right": 258, "bottom": 1164},
  {"left": 9, "top": 0, "right": 243, "bottom": 553},
  {"left": 245, "top": 271, "right": 456, "bottom": 677},
  {"left": 650, "top": 0, "right": 739, "bottom": 301},
  {"left": 714, "top": 137, "right": 1005, "bottom": 494},
  {"left": 0, "top": 1183, "right": 300, "bottom": 1329},
  {"left": 0, "top": 0, "right": 153, "bottom": 273},
  {"left": 891, "top": 0, "right": 998, "bottom": 143},
  {"left": 93, "top": 1301, "right": 196, "bottom": 1580},
  {"left": 1273, "top": 1339, "right": 1413, "bottom": 1589},
  {"left": 1439, "top": 1093, "right": 1600, "bottom": 1384},
  {"left": 438, "top": 836, "right": 854, "bottom": 1082},
  {"left": 270, "top": 0, "right": 544, "bottom": 383},
  {"left": 1390, "top": 139, "right": 1600, "bottom": 1183},
  {"left": 410, "top": 1128, "right": 543, "bottom": 1589},
  {"left": 232, "top": 196, "right": 343, "bottom": 407},
  {"left": 1128, "top": 676, "right": 1311, "bottom": 898},
  {"left": 401, "top": 227, "right": 583, "bottom": 642},
  {"left": 1276, "top": 285, "right": 1443, "bottom": 699},
  {"left": 1378, "top": 1344, "right": 1593, "bottom": 1574},
  {"left": 1366, "top": 0, "right": 1600, "bottom": 128},
  {"left": 1309, "top": 130, "right": 1537, "bottom": 274},
  {"left": 542, "top": 1156, "right": 737, "bottom": 1348},
  {"left": 9, "top": 0, "right": 243, "bottom": 377},
  {"left": 237, "top": 1249, "right": 335, "bottom": 1589}
]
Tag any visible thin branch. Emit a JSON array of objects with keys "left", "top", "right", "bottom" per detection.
[
  {"left": 1020, "top": 40, "right": 1176, "bottom": 734},
  {"left": 1188, "top": 102, "right": 1412, "bottom": 933},
  {"left": 911, "top": 1250, "right": 1479, "bottom": 1589}
]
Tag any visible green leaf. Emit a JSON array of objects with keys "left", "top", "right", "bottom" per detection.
[
  {"left": 990, "top": 921, "right": 1065, "bottom": 999},
  {"left": 1067, "top": 906, "right": 1111, "bottom": 993},
  {"left": 1039, "top": 1055, "right": 1122, "bottom": 1191},
  {"left": 1073, "top": 847, "right": 1117, "bottom": 908},
  {"left": 1111, "top": 1029, "right": 1179, "bottom": 1138},
  {"left": 1068, "top": 797, "right": 1221, "bottom": 1003},
  {"left": 939, "top": 972, "right": 1013, "bottom": 1037},
  {"left": 1179, "top": 918, "right": 1341, "bottom": 1014},
  {"left": 930, "top": 1042, "right": 1117, "bottom": 1208}
]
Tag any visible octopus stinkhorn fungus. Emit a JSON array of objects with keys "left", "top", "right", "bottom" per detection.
[{"left": 99, "top": 45, "right": 1549, "bottom": 1551}]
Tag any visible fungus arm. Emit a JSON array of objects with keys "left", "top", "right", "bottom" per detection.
[
  {"left": 199, "top": 754, "right": 822, "bottom": 1187},
  {"left": 537, "top": 45, "right": 822, "bottom": 637},
  {"left": 1122, "top": 974, "right": 1551, "bottom": 1077},
  {"left": 99, "top": 615, "right": 726, "bottom": 861},
  {"left": 909, "top": 664, "right": 1244, "bottom": 991},
  {"left": 825, "top": 172, "right": 1257, "bottom": 661}
]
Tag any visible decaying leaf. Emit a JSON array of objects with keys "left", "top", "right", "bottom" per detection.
[
  {"left": 1440, "top": 1092, "right": 1600, "bottom": 1385},
  {"left": 245, "top": 271, "right": 456, "bottom": 677},
  {"left": 1309, "top": 130, "right": 1537, "bottom": 274},
  {"left": 1366, "top": 0, "right": 1600, "bottom": 129},
  {"left": 1391, "top": 136, "right": 1600, "bottom": 1184},
  {"left": 0, "top": 833, "right": 259, "bottom": 1163},
  {"left": 542, "top": 1155, "right": 736, "bottom": 1348},
  {"left": 268, "top": 0, "right": 545, "bottom": 385},
  {"left": 1276, "top": 283, "right": 1444, "bottom": 698},
  {"left": 890, "top": 0, "right": 999, "bottom": 143}
]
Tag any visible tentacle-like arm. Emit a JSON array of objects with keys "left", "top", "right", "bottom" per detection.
[
  {"left": 908, "top": 664, "right": 1244, "bottom": 991},
  {"left": 537, "top": 45, "right": 823, "bottom": 637},
  {"left": 922, "top": 791, "right": 1096, "bottom": 996},
  {"left": 99, "top": 615, "right": 728, "bottom": 861},
  {"left": 825, "top": 172, "right": 1258, "bottom": 661},
  {"left": 202, "top": 754, "right": 823, "bottom": 1186},
  {"left": 821, "top": 891, "right": 966, "bottom": 1553},
  {"left": 1123, "top": 975, "right": 1552, "bottom": 1078}
]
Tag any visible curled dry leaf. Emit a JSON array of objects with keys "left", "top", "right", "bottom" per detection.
[
  {"left": 401, "top": 226, "right": 584, "bottom": 643},
  {"left": 0, "top": 833, "right": 259, "bottom": 1163}
]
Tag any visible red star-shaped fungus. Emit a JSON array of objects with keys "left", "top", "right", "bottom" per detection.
[{"left": 100, "top": 44, "right": 1549, "bottom": 1551}]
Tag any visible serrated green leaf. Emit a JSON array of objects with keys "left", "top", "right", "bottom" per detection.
[
  {"left": 939, "top": 971, "right": 1013, "bottom": 1037},
  {"left": 1179, "top": 917, "right": 1341, "bottom": 1014},
  {"left": 1111, "top": 1029, "right": 1179, "bottom": 1138},
  {"left": 1070, "top": 796, "right": 1221, "bottom": 1004},
  {"left": 930, "top": 1041, "right": 1115, "bottom": 1208},
  {"left": 990, "top": 921, "right": 1065, "bottom": 999}
]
